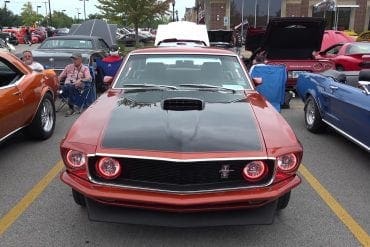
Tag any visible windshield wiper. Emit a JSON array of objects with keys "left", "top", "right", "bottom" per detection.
[
  {"left": 122, "top": 83, "right": 177, "bottom": 90},
  {"left": 179, "top": 83, "right": 236, "bottom": 93}
]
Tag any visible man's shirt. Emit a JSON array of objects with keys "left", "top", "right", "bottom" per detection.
[{"left": 59, "top": 64, "right": 91, "bottom": 84}]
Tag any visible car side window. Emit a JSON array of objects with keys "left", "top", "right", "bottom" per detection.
[
  {"left": 0, "top": 60, "right": 23, "bottom": 88},
  {"left": 326, "top": 45, "right": 341, "bottom": 55}
]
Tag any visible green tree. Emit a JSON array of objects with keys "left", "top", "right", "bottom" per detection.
[
  {"left": 96, "top": 0, "right": 171, "bottom": 43},
  {"left": 0, "top": 8, "right": 22, "bottom": 27},
  {"left": 51, "top": 11, "right": 74, "bottom": 28},
  {"left": 88, "top": 13, "right": 104, "bottom": 20},
  {"left": 20, "top": 2, "right": 38, "bottom": 26}
]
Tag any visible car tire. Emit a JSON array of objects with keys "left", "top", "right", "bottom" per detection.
[
  {"left": 25, "top": 93, "right": 56, "bottom": 140},
  {"left": 72, "top": 189, "right": 86, "bottom": 207},
  {"left": 277, "top": 191, "right": 291, "bottom": 210},
  {"left": 304, "top": 96, "right": 325, "bottom": 133}
]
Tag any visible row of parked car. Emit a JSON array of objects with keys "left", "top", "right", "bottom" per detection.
[
  {"left": 116, "top": 27, "right": 155, "bottom": 46},
  {"left": 0, "top": 18, "right": 368, "bottom": 228}
]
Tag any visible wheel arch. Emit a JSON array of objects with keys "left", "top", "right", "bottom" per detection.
[
  {"left": 304, "top": 92, "right": 324, "bottom": 118},
  {"left": 29, "top": 89, "right": 55, "bottom": 123}
]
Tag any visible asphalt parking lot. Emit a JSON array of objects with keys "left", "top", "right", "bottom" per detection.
[{"left": 0, "top": 45, "right": 369, "bottom": 246}]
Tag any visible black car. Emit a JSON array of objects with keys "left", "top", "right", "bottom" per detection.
[
  {"left": 31, "top": 19, "right": 117, "bottom": 74},
  {"left": 31, "top": 35, "right": 111, "bottom": 74},
  {"left": 207, "top": 30, "right": 234, "bottom": 49},
  {"left": 0, "top": 32, "right": 18, "bottom": 45}
]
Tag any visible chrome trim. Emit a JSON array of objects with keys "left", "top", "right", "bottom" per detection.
[
  {"left": 322, "top": 119, "right": 370, "bottom": 152},
  {"left": 0, "top": 126, "right": 26, "bottom": 143},
  {"left": 85, "top": 155, "right": 277, "bottom": 194},
  {"left": 88, "top": 153, "right": 275, "bottom": 162}
]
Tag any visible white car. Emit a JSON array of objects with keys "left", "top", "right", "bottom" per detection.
[{"left": 155, "top": 21, "right": 209, "bottom": 47}]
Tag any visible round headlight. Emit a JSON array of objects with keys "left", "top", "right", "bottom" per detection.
[
  {"left": 277, "top": 153, "right": 298, "bottom": 173},
  {"left": 242, "top": 161, "right": 268, "bottom": 182},
  {"left": 96, "top": 157, "right": 122, "bottom": 180},
  {"left": 66, "top": 150, "right": 87, "bottom": 169}
]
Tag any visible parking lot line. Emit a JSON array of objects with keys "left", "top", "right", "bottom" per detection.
[
  {"left": 1, "top": 160, "right": 368, "bottom": 245},
  {"left": 299, "top": 164, "right": 370, "bottom": 246},
  {"left": 0, "top": 161, "right": 64, "bottom": 236}
]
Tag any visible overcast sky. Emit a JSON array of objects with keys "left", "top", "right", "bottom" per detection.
[{"left": 6, "top": 0, "right": 194, "bottom": 21}]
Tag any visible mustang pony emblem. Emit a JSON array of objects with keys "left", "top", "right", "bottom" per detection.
[{"left": 219, "top": 165, "right": 234, "bottom": 179}]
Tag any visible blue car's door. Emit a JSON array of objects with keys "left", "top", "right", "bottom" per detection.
[
  {"left": 326, "top": 82, "right": 370, "bottom": 148},
  {"left": 316, "top": 77, "right": 340, "bottom": 126}
]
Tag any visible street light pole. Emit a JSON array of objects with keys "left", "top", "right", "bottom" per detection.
[
  {"left": 171, "top": 0, "right": 175, "bottom": 22},
  {"left": 4, "top": 0, "right": 10, "bottom": 10},
  {"left": 80, "top": 0, "right": 89, "bottom": 21},
  {"left": 48, "top": 0, "right": 52, "bottom": 26},
  {"left": 43, "top": 1, "right": 48, "bottom": 26}
]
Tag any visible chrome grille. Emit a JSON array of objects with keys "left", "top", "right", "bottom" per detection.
[{"left": 88, "top": 157, "right": 275, "bottom": 192}]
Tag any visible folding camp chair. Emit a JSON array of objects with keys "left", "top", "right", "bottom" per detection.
[
  {"left": 56, "top": 65, "right": 97, "bottom": 113},
  {"left": 250, "top": 64, "right": 287, "bottom": 112},
  {"left": 95, "top": 58, "right": 123, "bottom": 92}
]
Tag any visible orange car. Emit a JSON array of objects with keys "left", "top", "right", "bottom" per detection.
[{"left": 0, "top": 51, "right": 58, "bottom": 143}]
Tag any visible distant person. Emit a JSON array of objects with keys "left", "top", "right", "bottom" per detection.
[
  {"left": 58, "top": 53, "right": 92, "bottom": 116},
  {"left": 25, "top": 27, "right": 32, "bottom": 46},
  {"left": 22, "top": 50, "right": 44, "bottom": 72},
  {"left": 46, "top": 27, "right": 53, "bottom": 38},
  {"left": 249, "top": 53, "right": 266, "bottom": 75}
]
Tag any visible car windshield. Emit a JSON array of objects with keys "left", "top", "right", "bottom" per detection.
[
  {"left": 114, "top": 54, "right": 251, "bottom": 90},
  {"left": 39, "top": 39, "right": 93, "bottom": 49},
  {"left": 346, "top": 43, "right": 370, "bottom": 55}
]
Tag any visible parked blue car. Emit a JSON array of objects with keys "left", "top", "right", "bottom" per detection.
[{"left": 296, "top": 70, "right": 370, "bottom": 152}]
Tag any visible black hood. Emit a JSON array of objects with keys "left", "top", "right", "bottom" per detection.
[
  {"left": 69, "top": 19, "right": 117, "bottom": 46},
  {"left": 101, "top": 90, "right": 264, "bottom": 153},
  {"left": 252, "top": 17, "right": 325, "bottom": 59},
  {"left": 208, "top": 30, "right": 233, "bottom": 48}
]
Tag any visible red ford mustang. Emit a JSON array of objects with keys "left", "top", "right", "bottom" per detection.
[
  {"left": 60, "top": 46, "right": 303, "bottom": 226},
  {"left": 317, "top": 42, "right": 370, "bottom": 71},
  {"left": 0, "top": 51, "right": 58, "bottom": 143}
]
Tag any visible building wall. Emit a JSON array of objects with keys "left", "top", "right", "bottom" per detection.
[
  {"left": 202, "top": 0, "right": 370, "bottom": 32},
  {"left": 205, "top": 0, "right": 228, "bottom": 29},
  {"left": 354, "top": 0, "right": 367, "bottom": 32},
  {"left": 284, "top": 0, "right": 369, "bottom": 32}
]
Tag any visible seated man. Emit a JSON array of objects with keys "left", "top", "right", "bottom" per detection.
[
  {"left": 22, "top": 50, "right": 44, "bottom": 72},
  {"left": 58, "top": 52, "right": 92, "bottom": 116}
]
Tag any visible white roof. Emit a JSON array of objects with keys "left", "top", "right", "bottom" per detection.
[{"left": 154, "top": 21, "right": 210, "bottom": 47}]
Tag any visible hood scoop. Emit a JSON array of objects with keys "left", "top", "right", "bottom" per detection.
[{"left": 162, "top": 98, "right": 205, "bottom": 111}]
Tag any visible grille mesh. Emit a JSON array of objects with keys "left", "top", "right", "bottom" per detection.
[{"left": 89, "top": 157, "right": 274, "bottom": 192}]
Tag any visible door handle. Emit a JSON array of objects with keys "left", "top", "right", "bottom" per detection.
[
  {"left": 329, "top": 85, "right": 338, "bottom": 90},
  {"left": 12, "top": 91, "right": 22, "bottom": 96}
]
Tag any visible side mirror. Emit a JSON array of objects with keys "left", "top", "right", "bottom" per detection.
[
  {"left": 318, "top": 51, "right": 326, "bottom": 56},
  {"left": 252, "top": 77, "right": 262, "bottom": 87}
]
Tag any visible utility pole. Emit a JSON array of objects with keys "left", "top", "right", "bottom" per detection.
[
  {"left": 43, "top": 1, "right": 48, "bottom": 26},
  {"left": 48, "top": 0, "right": 52, "bottom": 26},
  {"left": 80, "top": 0, "right": 89, "bottom": 21}
]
